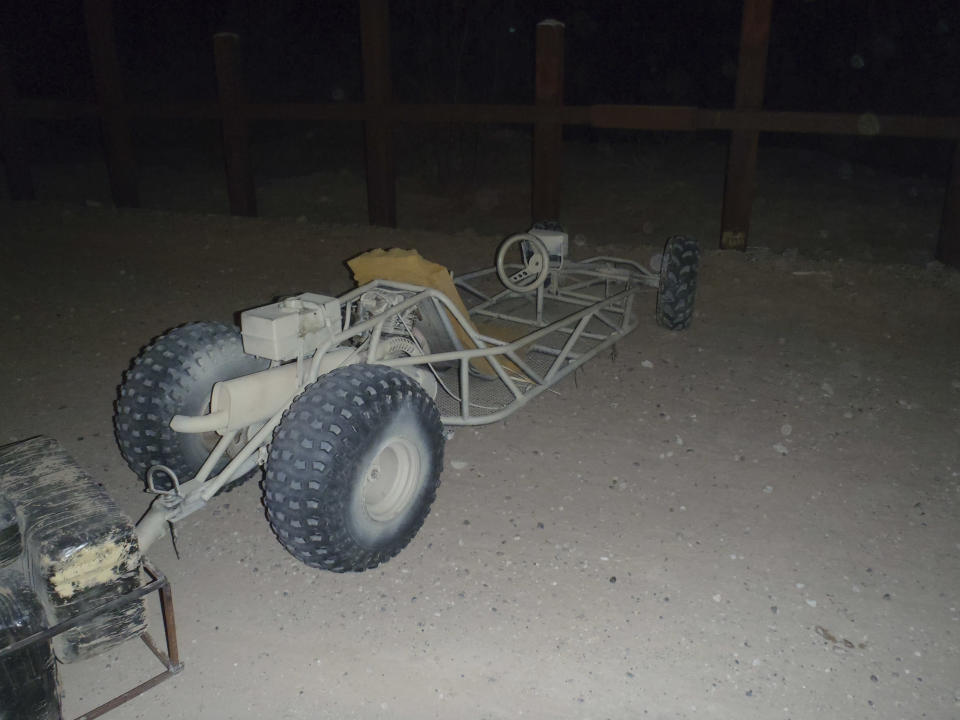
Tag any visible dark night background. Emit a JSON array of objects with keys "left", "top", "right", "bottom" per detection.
[
  {"left": 1, "top": 1, "right": 958, "bottom": 194},
  {"left": 4, "top": 1, "right": 959, "bottom": 109}
]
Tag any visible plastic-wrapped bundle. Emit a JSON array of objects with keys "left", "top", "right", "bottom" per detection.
[
  {"left": 0, "top": 437, "right": 145, "bottom": 663},
  {"left": 0, "top": 567, "right": 61, "bottom": 720},
  {"left": 0, "top": 496, "right": 19, "bottom": 568}
]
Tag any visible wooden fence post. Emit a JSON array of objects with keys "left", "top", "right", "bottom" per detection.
[
  {"left": 0, "top": 45, "right": 35, "bottom": 201},
  {"left": 214, "top": 32, "right": 257, "bottom": 216},
  {"left": 532, "top": 19, "right": 564, "bottom": 224},
  {"left": 83, "top": 0, "right": 138, "bottom": 207},
  {"left": 936, "top": 141, "right": 960, "bottom": 267},
  {"left": 360, "top": 0, "right": 396, "bottom": 227},
  {"left": 719, "top": 0, "right": 773, "bottom": 250}
]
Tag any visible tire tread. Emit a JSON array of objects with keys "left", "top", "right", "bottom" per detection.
[
  {"left": 656, "top": 236, "right": 700, "bottom": 331},
  {"left": 114, "top": 322, "right": 268, "bottom": 492},
  {"left": 265, "top": 365, "right": 444, "bottom": 572}
]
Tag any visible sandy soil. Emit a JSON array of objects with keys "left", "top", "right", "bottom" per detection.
[{"left": 1, "top": 145, "right": 959, "bottom": 719}]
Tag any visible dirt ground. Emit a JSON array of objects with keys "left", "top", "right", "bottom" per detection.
[{"left": 1, "top": 138, "right": 960, "bottom": 719}]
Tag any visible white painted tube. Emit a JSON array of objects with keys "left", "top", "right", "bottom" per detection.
[
  {"left": 136, "top": 498, "right": 173, "bottom": 552},
  {"left": 170, "top": 409, "right": 229, "bottom": 434},
  {"left": 173, "top": 346, "right": 434, "bottom": 438},
  {"left": 210, "top": 363, "right": 301, "bottom": 432}
]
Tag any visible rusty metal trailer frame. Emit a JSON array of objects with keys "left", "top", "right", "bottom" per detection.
[{"left": 0, "top": 559, "right": 182, "bottom": 720}]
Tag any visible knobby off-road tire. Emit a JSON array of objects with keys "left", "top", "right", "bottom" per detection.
[
  {"left": 115, "top": 322, "right": 269, "bottom": 492},
  {"left": 265, "top": 364, "right": 444, "bottom": 572},
  {"left": 655, "top": 236, "right": 700, "bottom": 330}
]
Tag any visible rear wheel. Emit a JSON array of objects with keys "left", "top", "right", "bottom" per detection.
[
  {"left": 655, "top": 236, "right": 699, "bottom": 330},
  {"left": 264, "top": 364, "right": 444, "bottom": 572},
  {"left": 115, "top": 322, "right": 269, "bottom": 492}
]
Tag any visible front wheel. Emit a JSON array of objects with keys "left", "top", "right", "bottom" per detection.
[
  {"left": 655, "top": 236, "right": 699, "bottom": 330},
  {"left": 264, "top": 364, "right": 445, "bottom": 572}
]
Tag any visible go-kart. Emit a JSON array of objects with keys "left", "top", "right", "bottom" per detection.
[{"left": 117, "top": 227, "right": 699, "bottom": 572}]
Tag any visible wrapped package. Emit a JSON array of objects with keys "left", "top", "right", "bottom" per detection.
[
  {"left": 0, "top": 437, "right": 145, "bottom": 663},
  {"left": 0, "top": 567, "right": 61, "bottom": 720},
  {"left": 0, "top": 496, "right": 19, "bottom": 568}
]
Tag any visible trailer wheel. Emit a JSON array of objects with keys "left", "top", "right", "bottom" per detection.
[
  {"left": 115, "top": 322, "right": 269, "bottom": 492},
  {"left": 265, "top": 364, "right": 444, "bottom": 572},
  {"left": 655, "top": 236, "right": 699, "bottom": 330}
]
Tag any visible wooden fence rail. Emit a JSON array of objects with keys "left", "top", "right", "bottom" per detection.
[
  {"left": 7, "top": 96, "right": 960, "bottom": 136},
  {"left": 1, "top": 0, "right": 958, "bottom": 265}
]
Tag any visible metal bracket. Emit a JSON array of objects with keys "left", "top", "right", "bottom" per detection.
[
  {"left": 0, "top": 558, "right": 183, "bottom": 720},
  {"left": 146, "top": 465, "right": 182, "bottom": 497}
]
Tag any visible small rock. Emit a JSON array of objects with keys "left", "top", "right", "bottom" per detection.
[
  {"left": 806, "top": 599, "right": 817, "bottom": 608},
  {"left": 763, "top": 485, "right": 774, "bottom": 494},
  {"left": 821, "top": 382, "right": 834, "bottom": 397},
  {"left": 450, "top": 460, "right": 468, "bottom": 470},
  {"left": 640, "top": 360, "right": 654, "bottom": 369},
  {"left": 712, "top": 593, "right": 722, "bottom": 602},
  {"left": 772, "top": 443, "right": 789, "bottom": 455}
]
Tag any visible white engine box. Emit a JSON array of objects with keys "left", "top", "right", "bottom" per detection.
[
  {"left": 241, "top": 293, "right": 341, "bottom": 361},
  {"left": 525, "top": 227, "right": 568, "bottom": 266}
]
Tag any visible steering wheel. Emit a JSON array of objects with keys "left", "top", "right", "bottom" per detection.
[{"left": 496, "top": 233, "right": 551, "bottom": 293}]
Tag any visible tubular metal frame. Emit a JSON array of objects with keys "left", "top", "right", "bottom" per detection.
[{"left": 136, "top": 257, "right": 659, "bottom": 538}]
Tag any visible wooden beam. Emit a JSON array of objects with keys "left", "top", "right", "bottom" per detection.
[
  {"left": 703, "top": 109, "right": 960, "bottom": 138},
  {"left": 591, "top": 104, "right": 699, "bottom": 131},
  {"left": 6, "top": 95, "right": 959, "bottom": 140},
  {"left": 0, "top": 45, "right": 35, "bottom": 201},
  {"left": 936, "top": 141, "right": 960, "bottom": 267},
  {"left": 360, "top": 0, "right": 395, "bottom": 227},
  {"left": 214, "top": 32, "right": 256, "bottom": 216},
  {"left": 83, "top": 0, "right": 138, "bottom": 207},
  {"left": 720, "top": 0, "right": 773, "bottom": 250},
  {"left": 532, "top": 19, "right": 564, "bottom": 224}
]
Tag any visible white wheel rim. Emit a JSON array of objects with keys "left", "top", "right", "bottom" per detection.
[{"left": 361, "top": 438, "right": 422, "bottom": 523}]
